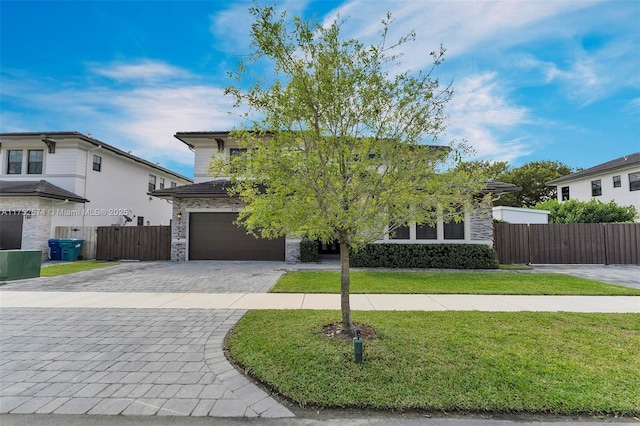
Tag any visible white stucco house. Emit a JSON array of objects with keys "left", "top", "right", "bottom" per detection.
[
  {"left": 152, "top": 131, "right": 520, "bottom": 262},
  {"left": 546, "top": 152, "right": 640, "bottom": 214},
  {"left": 0, "top": 131, "right": 192, "bottom": 258}
]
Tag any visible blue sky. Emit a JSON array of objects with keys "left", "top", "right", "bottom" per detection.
[{"left": 1, "top": 0, "right": 639, "bottom": 179}]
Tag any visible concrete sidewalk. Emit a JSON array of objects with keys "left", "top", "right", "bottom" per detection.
[{"left": 2, "top": 291, "right": 639, "bottom": 312}]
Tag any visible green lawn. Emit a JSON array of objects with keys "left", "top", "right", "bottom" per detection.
[
  {"left": 227, "top": 310, "right": 640, "bottom": 415},
  {"left": 271, "top": 271, "right": 640, "bottom": 295},
  {"left": 40, "top": 260, "right": 117, "bottom": 277}
]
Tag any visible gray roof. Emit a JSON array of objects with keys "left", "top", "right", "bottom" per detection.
[
  {"left": 0, "top": 131, "right": 192, "bottom": 183},
  {"left": 151, "top": 180, "right": 234, "bottom": 198},
  {"left": 0, "top": 180, "right": 89, "bottom": 203},
  {"left": 546, "top": 152, "right": 640, "bottom": 186},
  {"left": 174, "top": 131, "right": 233, "bottom": 149},
  {"left": 484, "top": 181, "right": 522, "bottom": 195},
  {"left": 151, "top": 179, "right": 520, "bottom": 199}
]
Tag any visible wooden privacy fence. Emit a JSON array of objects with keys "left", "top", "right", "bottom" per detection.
[
  {"left": 494, "top": 223, "right": 640, "bottom": 265},
  {"left": 55, "top": 226, "right": 98, "bottom": 260},
  {"left": 96, "top": 226, "right": 171, "bottom": 261}
]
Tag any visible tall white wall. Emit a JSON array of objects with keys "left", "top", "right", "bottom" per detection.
[{"left": 492, "top": 206, "right": 549, "bottom": 224}]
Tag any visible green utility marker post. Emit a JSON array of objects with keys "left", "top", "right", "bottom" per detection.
[{"left": 354, "top": 328, "right": 363, "bottom": 363}]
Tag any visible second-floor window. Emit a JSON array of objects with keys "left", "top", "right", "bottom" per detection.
[
  {"left": 7, "top": 150, "right": 23, "bottom": 174},
  {"left": 170, "top": 181, "right": 177, "bottom": 188},
  {"left": 159, "top": 178, "right": 165, "bottom": 189},
  {"left": 591, "top": 179, "right": 602, "bottom": 197},
  {"left": 561, "top": 186, "right": 570, "bottom": 201},
  {"left": 630, "top": 172, "right": 640, "bottom": 192},
  {"left": 27, "top": 150, "right": 43, "bottom": 174},
  {"left": 148, "top": 174, "right": 156, "bottom": 192},
  {"left": 93, "top": 155, "right": 102, "bottom": 172},
  {"left": 613, "top": 175, "right": 621, "bottom": 188},
  {"left": 229, "top": 148, "right": 248, "bottom": 173}
]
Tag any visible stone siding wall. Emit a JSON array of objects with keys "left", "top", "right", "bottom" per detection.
[
  {"left": 171, "top": 197, "right": 245, "bottom": 261},
  {"left": 285, "top": 238, "right": 301, "bottom": 263},
  {"left": 470, "top": 203, "right": 493, "bottom": 243}
]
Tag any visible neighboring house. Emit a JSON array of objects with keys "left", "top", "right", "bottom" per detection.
[
  {"left": 0, "top": 131, "right": 192, "bottom": 258},
  {"left": 152, "top": 131, "right": 520, "bottom": 262},
  {"left": 546, "top": 152, "right": 640, "bottom": 213},
  {"left": 492, "top": 206, "right": 549, "bottom": 224}
]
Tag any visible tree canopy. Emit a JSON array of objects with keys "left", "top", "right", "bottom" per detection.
[
  {"left": 494, "top": 160, "right": 573, "bottom": 207},
  {"left": 212, "top": 5, "right": 487, "bottom": 334}
]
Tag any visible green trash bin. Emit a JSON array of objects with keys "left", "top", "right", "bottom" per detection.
[
  {"left": 22, "top": 250, "right": 42, "bottom": 279},
  {"left": 0, "top": 250, "right": 25, "bottom": 280},
  {"left": 0, "top": 250, "right": 42, "bottom": 280},
  {"left": 59, "top": 239, "right": 84, "bottom": 261}
]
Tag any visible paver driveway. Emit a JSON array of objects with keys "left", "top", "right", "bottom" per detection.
[
  {"left": 1, "top": 261, "right": 285, "bottom": 293},
  {"left": 0, "top": 261, "right": 294, "bottom": 417}
]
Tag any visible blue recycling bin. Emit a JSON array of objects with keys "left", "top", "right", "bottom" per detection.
[
  {"left": 48, "top": 239, "right": 62, "bottom": 260},
  {"left": 59, "top": 239, "right": 85, "bottom": 261}
]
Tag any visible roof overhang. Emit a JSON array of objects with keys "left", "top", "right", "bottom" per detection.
[
  {"left": 0, "top": 180, "right": 89, "bottom": 203},
  {"left": 546, "top": 152, "right": 640, "bottom": 186},
  {"left": 150, "top": 180, "right": 234, "bottom": 199},
  {"left": 482, "top": 181, "right": 522, "bottom": 196},
  {"left": 174, "top": 131, "right": 233, "bottom": 150}
]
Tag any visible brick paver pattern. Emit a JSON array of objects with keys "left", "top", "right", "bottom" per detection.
[{"left": 0, "top": 307, "right": 293, "bottom": 417}]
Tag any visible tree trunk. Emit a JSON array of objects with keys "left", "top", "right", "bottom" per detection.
[{"left": 339, "top": 241, "right": 354, "bottom": 336}]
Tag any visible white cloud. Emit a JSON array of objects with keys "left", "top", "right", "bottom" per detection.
[
  {"left": 108, "top": 85, "right": 239, "bottom": 163},
  {"left": 622, "top": 97, "right": 640, "bottom": 122},
  {"left": 517, "top": 35, "right": 640, "bottom": 106},
  {"left": 323, "top": 0, "right": 594, "bottom": 71},
  {"left": 0, "top": 62, "right": 243, "bottom": 177},
  {"left": 92, "top": 60, "right": 190, "bottom": 83},
  {"left": 444, "top": 73, "right": 533, "bottom": 162}
]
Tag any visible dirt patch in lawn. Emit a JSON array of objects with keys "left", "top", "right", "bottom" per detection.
[{"left": 321, "top": 322, "right": 377, "bottom": 340}]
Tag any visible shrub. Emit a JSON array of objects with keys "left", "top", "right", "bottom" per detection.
[
  {"left": 535, "top": 199, "right": 637, "bottom": 223},
  {"left": 350, "top": 244, "right": 499, "bottom": 269},
  {"left": 299, "top": 237, "right": 319, "bottom": 263}
]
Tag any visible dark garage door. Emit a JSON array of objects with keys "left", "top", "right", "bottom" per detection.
[
  {"left": 188, "top": 212, "right": 285, "bottom": 261},
  {"left": 0, "top": 213, "right": 24, "bottom": 250}
]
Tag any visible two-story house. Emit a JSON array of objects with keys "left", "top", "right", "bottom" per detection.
[
  {"left": 152, "top": 131, "right": 520, "bottom": 262},
  {"left": 546, "top": 153, "right": 640, "bottom": 215},
  {"left": 0, "top": 131, "right": 192, "bottom": 258}
]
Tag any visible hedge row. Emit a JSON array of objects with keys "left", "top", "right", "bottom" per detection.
[
  {"left": 349, "top": 244, "right": 499, "bottom": 269},
  {"left": 299, "top": 238, "right": 319, "bottom": 263}
]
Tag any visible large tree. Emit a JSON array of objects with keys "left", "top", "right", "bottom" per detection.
[
  {"left": 213, "top": 5, "right": 486, "bottom": 335},
  {"left": 494, "top": 160, "right": 573, "bottom": 208},
  {"left": 455, "top": 160, "right": 509, "bottom": 182}
]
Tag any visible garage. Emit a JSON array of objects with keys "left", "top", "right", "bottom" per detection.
[
  {"left": 188, "top": 212, "right": 285, "bottom": 261},
  {"left": 0, "top": 213, "right": 23, "bottom": 250}
]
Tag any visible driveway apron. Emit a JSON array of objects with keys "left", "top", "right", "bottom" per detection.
[
  {"left": 531, "top": 264, "right": 640, "bottom": 289},
  {"left": 0, "top": 261, "right": 294, "bottom": 418}
]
